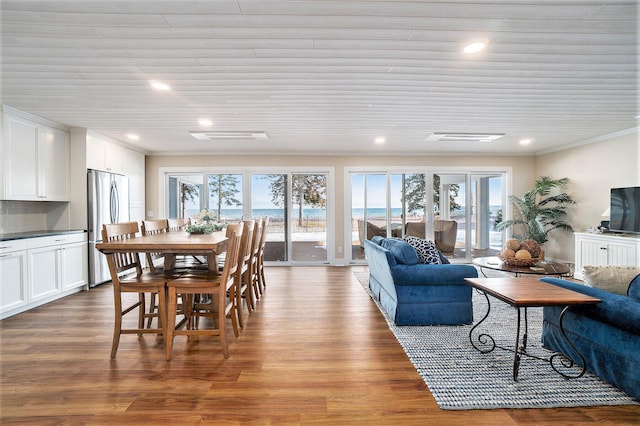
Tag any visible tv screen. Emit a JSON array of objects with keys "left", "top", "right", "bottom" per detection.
[{"left": 610, "top": 186, "right": 640, "bottom": 234}]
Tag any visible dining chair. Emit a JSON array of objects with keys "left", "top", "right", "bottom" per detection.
[
  {"left": 101, "top": 221, "right": 172, "bottom": 359},
  {"left": 168, "top": 217, "right": 189, "bottom": 231},
  {"left": 141, "top": 219, "right": 182, "bottom": 328},
  {"left": 168, "top": 217, "right": 207, "bottom": 269},
  {"left": 246, "top": 218, "right": 263, "bottom": 308},
  {"left": 140, "top": 219, "right": 170, "bottom": 272},
  {"left": 164, "top": 224, "right": 243, "bottom": 360},
  {"left": 188, "top": 222, "right": 253, "bottom": 335},
  {"left": 235, "top": 220, "right": 255, "bottom": 330},
  {"left": 256, "top": 216, "right": 269, "bottom": 294}
]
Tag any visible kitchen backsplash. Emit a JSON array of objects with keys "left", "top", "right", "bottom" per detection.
[{"left": 0, "top": 200, "right": 70, "bottom": 234}]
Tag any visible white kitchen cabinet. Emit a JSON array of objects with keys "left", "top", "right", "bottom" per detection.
[
  {"left": 40, "top": 127, "right": 70, "bottom": 200},
  {"left": 27, "top": 233, "right": 88, "bottom": 302},
  {"left": 28, "top": 243, "right": 60, "bottom": 302},
  {"left": 0, "top": 240, "right": 29, "bottom": 314},
  {"left": 60, "top": 240, "right": 88, "bottom": 291},
  {"left": 86, "top": 132, "right": 143, "bottom": 176},
  {"left": 0, "top": 233, "right": 88, "bottom": 319},
  {"left": 574, "top": 232, "right": 640, "bottom": 280},
  {"left": 1, "top": 108, "right": 70, "bottom": 201}
]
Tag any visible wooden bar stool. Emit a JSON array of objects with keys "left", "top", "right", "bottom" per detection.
[
  {"left": 165, "top": 224, "right": 243, "bottom": 360},
  {"left": 102, "top": 222, "right": 172, "bottom": 359}
]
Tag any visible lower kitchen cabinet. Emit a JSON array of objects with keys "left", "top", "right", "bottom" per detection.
[
  {"left": 1, "top": 232, "right": 88, "bottom": 319},
  {"left": 0, "top": 240, "right": 28, "bottom": 314}
]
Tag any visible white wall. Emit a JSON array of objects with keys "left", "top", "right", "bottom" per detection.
[{"left": 535, "top": 131, "right": 640, "bottom": 262}]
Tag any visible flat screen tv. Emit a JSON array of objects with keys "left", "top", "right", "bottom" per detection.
[{"left": 609, "top": 186, "right": 640, "bottom": 234}]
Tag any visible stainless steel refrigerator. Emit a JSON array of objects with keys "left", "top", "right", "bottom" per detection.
[{"left": 88, "top": 169, "right": 130, "bottom": 287}]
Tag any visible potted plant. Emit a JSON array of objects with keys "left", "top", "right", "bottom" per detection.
[
  {"left": 185, "top": 209, "right": 226, "bottom": 234},
  {"left": 495, "top": 176, "right": 576, "bottom": 245}
]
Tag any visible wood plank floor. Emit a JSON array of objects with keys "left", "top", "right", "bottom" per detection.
[{"left": 1, "top": 266, "right": 638, "bottom": 425}]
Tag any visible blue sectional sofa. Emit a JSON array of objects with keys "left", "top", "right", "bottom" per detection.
[
  {"left": 363, "top": 238, "right": 478, "bottom": 325},
  {"left": 540, "top": 276, "right": 640, "bottom": 400}
]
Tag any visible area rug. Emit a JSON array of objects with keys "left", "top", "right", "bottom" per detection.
[{"left": 354, "top": 271, "right": 639, "bottom": 410}]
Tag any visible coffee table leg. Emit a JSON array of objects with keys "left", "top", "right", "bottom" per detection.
[
  {"left": 550, "top": 306, "right": 587, "bottom": 379},
  {"left": 469, "top": 290, "right": 496, "bottom": 354},
  {"left": 513, "top": 308, "right": 521, "bottom": 381}
]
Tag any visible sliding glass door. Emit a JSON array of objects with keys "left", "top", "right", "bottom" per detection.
[
  {"left": 470, "top": 173, "right": 505, "bottom": 257},
  {"left": 251, "top": 173, "right": 329, "bottom": 263},
  {"left": 167, "top": 174, "right": 204, "bottom": 219},
  {"left": 349, "top": 169, "right": 506, "bottom": 263},
  {"left": 165, "top": 169, "right": 331, "bottom": 264}
]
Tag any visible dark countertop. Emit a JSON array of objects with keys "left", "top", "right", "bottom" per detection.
[{"left": 0, "top": 229, "right": 87, "bottom": 242}]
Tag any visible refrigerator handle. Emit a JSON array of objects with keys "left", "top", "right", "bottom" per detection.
[{"left": 110, "top": 180, "right": 120, "bottom": 223}]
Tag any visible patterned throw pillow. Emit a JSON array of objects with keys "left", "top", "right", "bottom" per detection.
[{"left": 403, "top": 235, "right": 442, "bottom": 264}]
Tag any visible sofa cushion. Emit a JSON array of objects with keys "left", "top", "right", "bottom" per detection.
[
  {"left": 583, "top": 265, "right": 640, "bottom": 296},
  {"left": 380, "top": 238, "right": 419, "bottom": 265},
  {"left": 541, "top": 277, "right": 640, "bottom": 335},
  {"left": 403, "top": 235, "right": 442, "bottom": 264}
]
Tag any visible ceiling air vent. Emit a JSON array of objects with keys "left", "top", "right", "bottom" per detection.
[
  {"left": 189, "top": 130, "right": 268, "bottom": 140},
  {"left": 424, "top": 132, "right": 505, "bottom": 143}
]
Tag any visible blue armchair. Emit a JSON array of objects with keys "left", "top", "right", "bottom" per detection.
[{"left": 364, "top": 238, "right": 477, "bottom": 325}]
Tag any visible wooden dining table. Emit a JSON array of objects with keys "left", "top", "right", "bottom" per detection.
[{"left": 96, "top": 230, "right": 228, "bottom": 272}]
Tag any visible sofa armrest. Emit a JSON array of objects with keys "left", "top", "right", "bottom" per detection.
[
  {"left": 541, "top": 277, "right": 640, "bottom": 335},
  {"left": 391, "top": 264, "right": 478, "bottom": 286}
]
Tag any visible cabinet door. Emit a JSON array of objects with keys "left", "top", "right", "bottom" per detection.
[
  {"left": 104, "top": 142, "right": 128, "bottom": 174},
  {"left": 606, "top": 240, "right": 637, "bottom": 266},
  {"left": 0, "top": 250, "right": 29, "bottom": 314},
  {"left": 40, "top": 128, "right": 70, "bottom": 200},
  {"left": 86, "top": 134, "right": 106, "bottom": 171},
  {"left": 2, "top": 115, "right": 39, "bottom": 200},
  {"left": 28, "top": 245, "right": 60, "bottom": 302},
  {"left": 61, "top": 242, "right": 88, "bottom": 291},
  {"left": 575, "top": 237, "right": 606, "bottom": 277}
]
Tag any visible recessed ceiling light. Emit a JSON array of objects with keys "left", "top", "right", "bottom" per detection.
[
  {"left": 374, "top": 137, "right": 386, "bottom": 144},
  {"left": 463, "top": 38, "right": 489, "bottom": 54},
  {"left": 149, "top": 80, "right": 171, "bottom": 91},
  {"left": 125, "top": 133, "right": 139, "bottom": 141},
  {"left": 519, "top": 138, "right": 533, "bottom": 145},
  {"left": 198, "top": 118, "right": 213, "bottom": 127}
]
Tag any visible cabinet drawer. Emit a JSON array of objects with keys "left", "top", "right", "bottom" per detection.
[
  {"left": 27, "top": 233, "right": 86, "bottom": 249},
  {"left": 0, "top": 240, "right": 28, "bottom": 254}
]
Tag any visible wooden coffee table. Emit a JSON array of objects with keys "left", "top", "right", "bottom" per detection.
[
  {"left": 464, "top": 277, "right": 600, "bottom": 381},
  {"left": 473, "top": 256, "right": 570, "bottom": 277}
]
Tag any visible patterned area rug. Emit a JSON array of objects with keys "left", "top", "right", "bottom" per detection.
[{"left": 354, "top": 270, "right": 639, "bottom": 410}]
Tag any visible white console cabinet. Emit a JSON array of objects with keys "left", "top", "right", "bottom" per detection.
[
  {"left": 1, "top": 107, "right": 70, "bottom": 201},
  {"left": 574, "top": 232, "right": 640, "bottom": 280}
]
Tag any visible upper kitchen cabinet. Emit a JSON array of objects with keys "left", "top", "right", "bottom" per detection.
[
  {"left": 86, "top": 131, "right": 143, "bottom": 177},
  {"left": 1, "top": 107, "right": 70, "bottom": 201},
  {"left": 83, "top": 130, "right": 145, "bottom": 217}
]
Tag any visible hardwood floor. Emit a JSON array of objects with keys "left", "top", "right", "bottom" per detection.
[{"left": 1, "top": 266, "right": 638, "bottom": 425}]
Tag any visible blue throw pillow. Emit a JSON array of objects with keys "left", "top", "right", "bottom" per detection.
[
  {"left": 370, "top": 235, "right": 385, "bottom": 245},
  {"left": 403, "top": 235, "right": 442, "bottom": 264},
  {"left": 380, "top": 238, "right": 419, "bottom": 265}
]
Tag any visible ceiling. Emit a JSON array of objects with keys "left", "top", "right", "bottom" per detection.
[{"left": 1, "top": 0, "right": 638, "bottom": 156}]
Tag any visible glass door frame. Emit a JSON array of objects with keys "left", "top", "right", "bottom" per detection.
[
  {"left": 159, "top": 166, "right": 335, "bottom": 265},
  {"left": 345, "top": 166, "right": 511, "bottom": 264}
]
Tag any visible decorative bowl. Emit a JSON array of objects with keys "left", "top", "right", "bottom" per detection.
[{"left": 497, "top": 250, "right": 545, "bottom": 267}]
